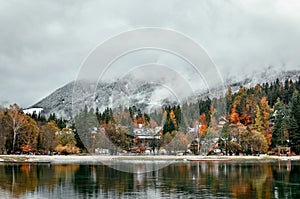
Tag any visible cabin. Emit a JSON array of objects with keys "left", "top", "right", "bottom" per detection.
[{"left": 127, "top": 125, "right": 162, "bottom": 149}]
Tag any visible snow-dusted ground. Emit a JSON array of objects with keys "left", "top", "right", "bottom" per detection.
[{"left": 0, "top": 155, "right": 300, "bottom": 163}]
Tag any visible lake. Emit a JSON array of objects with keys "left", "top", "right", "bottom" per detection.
[{"left": 0, "top": 160, "right": 299, "bottom": 199}]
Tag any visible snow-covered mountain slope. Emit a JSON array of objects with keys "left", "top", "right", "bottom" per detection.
[
  {"left": 225, "top": 67, "right": 300, "bottom": 92},
  {"left": 31, "top": 68, "right": 300, "bottom": 119},
  {"left": 32, "top": 78, "right": 180, "bottom": 119}
]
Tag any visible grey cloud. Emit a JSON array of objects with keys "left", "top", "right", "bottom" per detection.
[{"left": 0, "top": 0, "right": 300, "bottom": 107}]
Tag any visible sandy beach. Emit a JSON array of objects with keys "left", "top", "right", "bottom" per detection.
[{"left": 1, "top": 154, "right": 300, "bottom": 164}]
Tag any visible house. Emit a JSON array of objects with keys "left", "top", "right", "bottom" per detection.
[
  {"left": 217, "top": 116, "right": 228, "bottom": 128},
  {"left": 127, "top": 126, "right": 162, "bottom": 148}
]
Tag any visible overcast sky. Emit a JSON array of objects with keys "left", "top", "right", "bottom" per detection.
[{"left": 1, "top": 0, "right": 300, "bottom": 107}]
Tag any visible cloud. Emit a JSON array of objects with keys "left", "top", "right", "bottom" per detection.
[{"left": 0, "top": 0, "right": 300, "bottom": 107}]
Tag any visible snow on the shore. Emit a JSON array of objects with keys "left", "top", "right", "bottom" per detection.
[{"left": 1, "top": 155, "right": 300, "bottom": 164}]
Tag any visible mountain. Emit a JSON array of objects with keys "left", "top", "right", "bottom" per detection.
[
  {"left": 31, "top": 68, "right": 300, "bottom": 119},
  {"left": 32, "top": 78, "right": 180, "bottom": 119},
  {"left": 225, "top": 67, "right": 300, "bottom": 92}
]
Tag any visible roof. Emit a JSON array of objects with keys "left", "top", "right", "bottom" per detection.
[
  {"left": 127, "top": 126, "right": 163, "bottom": 137},
  {"left": 136, "top": 135, "right": 161, "bottom": 139}
]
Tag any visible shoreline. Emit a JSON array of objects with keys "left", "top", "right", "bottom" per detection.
[{"left": 1, "top": 154, "right": 300, "bottom": 164}]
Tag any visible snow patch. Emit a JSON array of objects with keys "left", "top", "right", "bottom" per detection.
[{"left": 23, "top": 108, "right": 43, "bottom": 115}]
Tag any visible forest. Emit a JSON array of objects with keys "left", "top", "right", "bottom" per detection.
[{"left": 0, "top": 76, "right": 300, "bottom": 155}]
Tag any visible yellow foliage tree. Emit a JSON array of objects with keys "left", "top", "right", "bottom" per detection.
[{"left": 4, "top": 104, "right": 38, "bottom": 152}]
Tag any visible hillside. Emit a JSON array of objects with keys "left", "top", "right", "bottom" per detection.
[{"left": 31, "top": 68, "right": 300, "bottom": 119}]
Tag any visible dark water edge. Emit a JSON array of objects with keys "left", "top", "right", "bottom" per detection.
[{"left": 0, "top": 160, "right": 299, "bottom": 199}]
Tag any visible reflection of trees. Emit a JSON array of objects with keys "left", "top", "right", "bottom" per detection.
[
  {"left": 158, "top": 162, "right": 273, "bottom": 198},
  {"left": 230, "top": 163, "right": 271, "bottom": 199},
  {"left": 272, "top": 161, "right": 300, "bottom": 199},
  {"left": 0, "top": 164, "right": 53, "bottom": 198},
  {"left": 0, "top": 163, "right": 39, "bottom": 198},
  {"left": 0, "top": 164, "right": 79, "bottom": 198},
  {"left": 0, "top": 161, "right": 299, "bottom": 198},
  {"left": 73, "top": 165, "right": 134, "bottom": 198}
]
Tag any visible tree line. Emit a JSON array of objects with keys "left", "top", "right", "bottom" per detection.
[
  {"left": 1, "top": 76, "right": 300, "bottom": 155},
  {"left": 0, "top": 104, "right": 78, "bottom": 154}
]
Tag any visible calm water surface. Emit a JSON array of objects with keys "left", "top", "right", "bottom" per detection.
[{"left": 0, "top": 160, "right": 299, "bottom": 199}]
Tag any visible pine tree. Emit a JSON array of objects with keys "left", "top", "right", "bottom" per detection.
[
  {"left": 74, "top": 106, "right": 99, "bottom": 152},
  {"left": 31, "top": 111, "right": 38, "bottom": 121},
  {"left": 96, "top": 107, "right": 101, "bottom": 122},
  {"left": 271, "top": 99, "right": 289, "bottom": 147},
  {"left": 287, "top": 115, "right": 298, "bottom": 153},
  {"left": 162, "top": 108, "right": 177, "bottom": 134},
  {"left": 173, "top": 105, "right": 181, "bottom": 129},
  {"left": 220, "top": 122, "right": 231, "bottom": 155},
  {"left": 289, "top": 90, "right": 300, "bottom": 153},
  {"left": 226, "top": 87, "right": 233, "bottom": 115},
  {"left": 37, "top": 132, "right": 42, "bottom": 150}
]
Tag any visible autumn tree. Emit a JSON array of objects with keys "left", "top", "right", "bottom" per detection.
[
  {"left": 104, "top": 123, "right": 118, "bottom": 154},
  {"left": 163, "top": 131, "right": 191, "bottom": 153},
  {"left": 251, "top": 130, "right": 268, "bottom": 154},
  {"left": 4, "top": 104, "right": 38, "bottom": 152},
  {"left": 245, "top": 93, "right": 257, "bottom": 125},
  {"left": 19, "top": 114, "right": 39, "bottom": 153},
  {"left": 162, "top": 131, "right": 177, "bottom": 154},
  {"left": 260, "top": 97, "right": 271, "bottom": 130},
  {"left": 0, "top": 107, "right": 9, "bottom": 154},
  {"left": 173, "top": 131, "right": 193, "bottom": 152},
  {"left": 38, "top": 121, "right": 59, "bottom": 153},
  {"left": 55, "top": 128, "right": 79, "bottom": 154},
  {"left": 230, "top": 99, "right": 240, "bottom": 124},
  {"left": 198, "top": 98, "right": 211, "bottom": 134},
  {"left": 254, "top": 105, "right": 264, "bottom": 132},
  {"left": 241, "top": 127, "right": 268, "bottom": 154},
  {"left": 4, "top": 104, "right": 27, "bottom": 152},
  {"left": 260, "top": 96, "right": 272, "bottom": 147}
]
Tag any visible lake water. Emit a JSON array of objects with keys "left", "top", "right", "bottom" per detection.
[{"left": 0, "top": 160, "right": 299, "bottom": 199}]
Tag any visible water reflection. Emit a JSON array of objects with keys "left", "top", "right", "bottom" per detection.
[{"left": 0, "top": 160, "right": 299, "bottom": 199}]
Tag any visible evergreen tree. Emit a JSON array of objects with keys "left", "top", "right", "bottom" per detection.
[
  {"left": 48, "top": 113, "right": 57, "bottom": 122},
  {"left": 30, "top": 111, "right": 38, "bottom": 121},
  {"left": 163, "top": 109, "right": 176, "bottom": 134},
  {"left": 96, "top": 107, "right": 101, "bottom": 122},
  {"left": 37, "top": 113, "right": 46, "bottom": 124},
  {"left": 36, "top": 132, "right": 42, "bottom": 150},
  {"left": 271, "top": 99, "right": 289, "bottom": 147},
  {"left": 289, "top": 90, "right": 300, "bottom": 153},
  {"left": 226, "top": 87, "right": 233, "bottom": 115},
  {"left": 75, "top": 106, "right": 99, "bottom": 152},
  {"left": 199, "top": 98, "right": 212, "bottom": 126},
  {"left": 220, "top": 122, "right": 231, "bottom": 155},
  {"left": 174, "top": 105, "right": 182, "bottom": 128}
]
